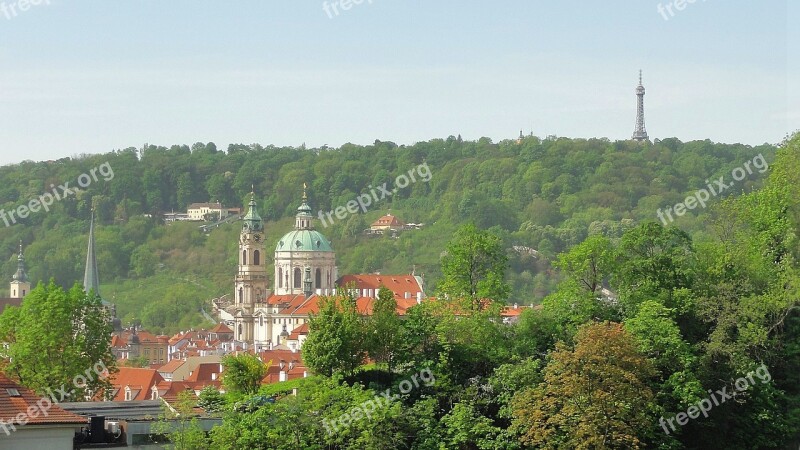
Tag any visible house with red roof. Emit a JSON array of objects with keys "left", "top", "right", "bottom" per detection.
[
  {"left": 0, "top": 372, "right": 87, "bottom": 447},
  {"left": 109, "top": 367, "right": 165, "bottom": 402}
]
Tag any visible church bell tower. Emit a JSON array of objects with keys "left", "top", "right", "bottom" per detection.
[
  {"left": 10, "top": 241, "right": 30, "bottom": 299},
  {"left": 233, "top": 191, "right": 268, "bottom": 342}
]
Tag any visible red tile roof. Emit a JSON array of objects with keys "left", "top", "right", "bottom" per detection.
[
  {"left": 287, "top": 323, "right": 309, "bottom": 340},
  {"left": 263, "top": 291, "right": 424, "bottom": 318},
  {"left": 210, "top": 323, "right": 233, "bottom": 334},
  {"left": 257, "top": 350, "right": 306, "bottom": 385},
  {"left": 110, "top": 335, "right": 127, "bottom": 348},
  {"left": 337, "top": 274, "right": 424, "bottom": 300},
  {"left": 370, "top": 214, "right": 406, "bottom": 228},
  {"left": 185, "top": 363, "right": 221, "bottom": 383},
  {"left": 109, "top": 367, "right": 164, "bottom": 401},
  {"left": 0, "top": 372, "right": 87, "bottom": 425},
  {"left": 157, "top": 359, "right": 186, "bottom": 375}
]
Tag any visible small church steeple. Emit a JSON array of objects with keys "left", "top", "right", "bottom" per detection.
[{"left": 10, "top": 241, "right": 30, "bottom": 299}]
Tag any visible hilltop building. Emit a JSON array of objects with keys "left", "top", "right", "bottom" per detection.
[{"left": 187, "top": 202, "right": 240, "bottom": 222}]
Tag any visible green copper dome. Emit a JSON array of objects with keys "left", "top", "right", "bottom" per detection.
[
  {"left": 242, "top": 192, "right": 263, "bottom": 233},
  {"left": 276, "top": 230, "right": 333, "bottom": 252},
  {"left": 275, "top": 184, "right": 333, "bottom": 252}
]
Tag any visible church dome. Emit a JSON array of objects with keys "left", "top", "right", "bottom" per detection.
[
  {"left": 275, "top": 184, "right": 334, "bottom": 253},
  {"left": 276, "top": 230, "right": 333, "bottom": 252}
]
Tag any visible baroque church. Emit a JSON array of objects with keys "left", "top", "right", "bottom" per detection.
[{"left": 219, "top": 187, "right": 426, "bottom": 351}]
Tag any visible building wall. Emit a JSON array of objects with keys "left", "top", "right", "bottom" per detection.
[{"left": 0, "top": 426, "right": 79, "bottom": 450}]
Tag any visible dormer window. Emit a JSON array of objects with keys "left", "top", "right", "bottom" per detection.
[{"left": 124, "top": 386, "right": 132, "bottom": 401}]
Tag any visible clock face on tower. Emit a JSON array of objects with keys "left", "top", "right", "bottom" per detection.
[{"left": 254, "top": 234, "right": 262, "bottom": 242}]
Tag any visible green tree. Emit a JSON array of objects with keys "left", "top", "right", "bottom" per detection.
[
  {"left": 221, "top": 353, "right": 266, "bottom": 396},
  {"left": 366, "top": 287, "right": 402, "bottom": 371},
  {"left": 438, "top": 223, "right": 510, "bottom": 310},
  {"left": 302, "top": 290, "right": 366, "bottom": 377},
  {"left": 0, "top": 281, "right": 117, "bottom": 399},
  {"left": 197, "top": 386, "right": 225, "bottom": 414},
  {"left": 554, "top": 234, "right": 614, "bottom": 295}
]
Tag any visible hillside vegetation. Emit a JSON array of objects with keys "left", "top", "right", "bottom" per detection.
[{"left": 0, "top": 136, "right": 776, "bottom": 333}]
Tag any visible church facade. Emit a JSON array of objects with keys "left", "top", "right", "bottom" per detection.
[
  {"left": 225, "top": 189, "right": 340, "bottom": 351},
  {"left": 222, "top": 188, "right": 425, "bottom": 352}
]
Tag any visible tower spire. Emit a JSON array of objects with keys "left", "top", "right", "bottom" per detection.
[
  {"left": 632, "top": 70, "right": 649, "bottom": 141},
  {"left": 242, "top": 190, "right": 263, "bottom": 233},
  {"left": 12, "top": 240, "right": 28, "bottom": 283},
  {"left": 83, "top": 210, "right": 101, "bottom": 298}
]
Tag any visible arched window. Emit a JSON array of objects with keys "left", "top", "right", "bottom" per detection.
[
  {"left": 259, "top": 315, "right": 264, "bottom": 327},
  {"left": 239, "top": 288, "right": 244, "bottom": 303},
  {"left": 293, "top": 267, "right": 302, "bottom": 288},
  {"left": 315, "top": 268, "right": 322, "bottom": 289},
  {"left": 242, "top": 250, "right": 248, "bottom": 265},
  {"left": 238, "top": 324, "right": 243, "bottom": 338},
  {"left": 278, "top": 267, "right": 283, "bottom": 288},
  {"left": 254, "top": 250, "right": 260, "bottom": 266}
]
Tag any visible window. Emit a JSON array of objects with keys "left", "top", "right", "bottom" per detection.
[
  {"left": 254, "top": 250, "right": 260, "bottom": 266},
  {"left": 243, "top": 250, "right": 248, "bottom": 265},
  {"left": 260, "top": 316, "right": 264, "bottom": 327},
  {"left": 278, "top": 267, "right": 283, "bottom": 288},
  {"left": 239, "top": 288, "right": 244, "bottom": 303},
  {"left": 293, "top": 268, "right": 301, "bottom": 288},
  {"left": 124, "top": 387, "right": 132, "bottom": 401},
  {"left": 315, "top": 268, "right": 322, "bottom": 289}
]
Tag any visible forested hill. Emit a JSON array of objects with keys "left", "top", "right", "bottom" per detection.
[{"left": 0, "top": 136, "right": 777, "bottom": 333}]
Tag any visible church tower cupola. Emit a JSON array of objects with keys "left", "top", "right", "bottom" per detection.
[
  {"left": 242, "top": 190, "right": 264, "bottom": 233},
  {"left": 295, "top": 183, "right": 313, "bottom": 230}
]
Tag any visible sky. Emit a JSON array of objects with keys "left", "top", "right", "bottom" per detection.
[{"left": 0, "top": 0, "right": 795, "bottom": 165}]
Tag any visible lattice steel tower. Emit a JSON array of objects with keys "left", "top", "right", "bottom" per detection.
[{"left": 632, "top": 70, "right": 649, "bottom": 141}]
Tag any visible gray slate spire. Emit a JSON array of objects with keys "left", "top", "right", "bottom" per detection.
[{"left": 83, "top": 211, "right": 101, "bottom": 298}]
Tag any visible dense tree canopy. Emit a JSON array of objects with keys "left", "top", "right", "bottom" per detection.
[{"left": 0, "top": 136, "right": 775, "bottom": 333}]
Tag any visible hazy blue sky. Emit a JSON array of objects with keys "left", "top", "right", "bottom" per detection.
[{"left": 0, "top": 0, "right": 795, "bottom": 165}]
